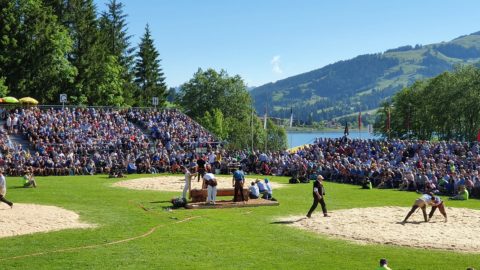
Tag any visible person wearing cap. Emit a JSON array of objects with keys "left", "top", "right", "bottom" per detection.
[
  {"left": 0, "top": 170, "right": 13, "bottom": 208},
  {"left": 306, "top": 175, "right": 329, "bottom": 218},
  {"left": 375, "top": 258, "right": 392, "bottom": 270}
]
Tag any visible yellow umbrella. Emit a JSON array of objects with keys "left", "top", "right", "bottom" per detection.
[{"left": 19, "top": 97, "right": 39, "bottom": 105}]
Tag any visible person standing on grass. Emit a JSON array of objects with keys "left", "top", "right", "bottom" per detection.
[
  {"left": 181, "top": 166, "right": 197, "bottom": 200},
  {"left": 306, "top": 175, "right": 329, "bottom": 218},
  {"left": 0, "top": 170, "right": 13, "bottom": 208},
  {"left": 196, "top": 156, "right": 206, "bottom": 182},
  {"left": 203, "top": 173, "right": 217, "bottom": 205},
  {"left": 232, "top": 168, "right": 245, "bottom": 202}
]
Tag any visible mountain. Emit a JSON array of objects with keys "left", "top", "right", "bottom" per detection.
[{"left": 250, "top": 31, "right": 480, "bottom": 122}]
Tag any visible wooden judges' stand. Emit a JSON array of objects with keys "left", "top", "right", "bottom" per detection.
[{"left": 190, "top": 188, "right": 249, "bottom": 203}]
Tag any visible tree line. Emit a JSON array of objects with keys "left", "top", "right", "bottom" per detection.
[
  {"left": 374, "top": 65, "right": 480, "bottom": 141},
  {"left": 0, "top": 0, "right": 165, "bottom": 107},
  {"left": 0, "top": 0, "right": 287, "bottom": 150}
]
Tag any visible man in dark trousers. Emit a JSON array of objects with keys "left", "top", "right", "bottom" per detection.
[
  {"left": 0, "top": 170, "right": 13, "bottom": 208},
  {"left": 307, "top": 175, "right": 329, "bottom": 218},
  {"left": 232, "top": 168, "right": 245, "bottom": 203},
  {"left": 196, "top": 155, "right": 206, "bottom": 182}
]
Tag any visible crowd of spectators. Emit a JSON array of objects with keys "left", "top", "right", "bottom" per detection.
[{"left": 0, "top": 106, "right": 479, "bottom": 199}]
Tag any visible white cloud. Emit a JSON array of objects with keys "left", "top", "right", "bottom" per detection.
[{"left": 271, "top": 55, "right": 283, "bottom": 74}]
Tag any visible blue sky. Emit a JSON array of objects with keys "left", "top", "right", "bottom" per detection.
[{"left": 94, "top": 0, "right": 480, "bottom": 88}]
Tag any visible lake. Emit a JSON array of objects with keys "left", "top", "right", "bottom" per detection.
[{"left": 287, "top": 131, "right": 378, "bottom": 148}]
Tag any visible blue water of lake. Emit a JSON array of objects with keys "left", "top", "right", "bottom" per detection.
[{"left": 287, "top": 131, "right": 378, "bottom": 148}]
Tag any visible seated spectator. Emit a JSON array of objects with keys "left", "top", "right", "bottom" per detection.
[
  {"left": 255, "top": 179, "right": 268, "bottom": 198},
  {"left": 361, "top": 177, "right": 372, "bottom": 189},
  {"left": 264, "top": 178, "right": 273, "bottom": 200},
  {"left": 249, "top": 181, "right": 259, "bottom": 199},
  {"left": 450, "top": 185, "right": 469, "bottom": 200},
  {"left": 375, "top": 258, "right": 392, "bottom": 270},
  {"left": 23, "top": 168, "right": 37, "bottom": 188}
]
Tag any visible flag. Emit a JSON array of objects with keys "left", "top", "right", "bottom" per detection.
[
  {"left": 289, "top": 107, "right": 293, "bottom": 128},
  {"left": 344, "top": 121, "right": 349, "bottom": 136},
  {"left": 358, "top": 111, "right": 362, "bottom": 130},
  {"left": 387, "top": 108, "right": 391, "bottom": 132}
]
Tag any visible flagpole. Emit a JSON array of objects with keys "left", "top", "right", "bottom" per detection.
[
  {"left": 358, "top": 111, "right": 362, "bottom": 140},
  {"left": 251, "top": 105, "right": 254, "bottom": 151}
]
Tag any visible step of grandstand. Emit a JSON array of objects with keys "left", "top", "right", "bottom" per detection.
[
  {"left": 6, "top": 132, "right": 31, "bottom": 151},
  {"left": 128, "top": 118, "right": 155, "bottom": 140},
  {"left": 0, "top": 118, "right": 30, "bottom": 152}
]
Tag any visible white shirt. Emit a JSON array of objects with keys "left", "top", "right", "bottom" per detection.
[
  {"left": 249, "top": 185, "right": 260, "bottom": 197},
  {"left": 203, "top": 173, "right": 215, "bottom": 181},
  {"left": 0, "top": 174, "right": 6, "bottom": 195},
  {"left": 184, "top": 171, "right": 192, "bottom": 185}
]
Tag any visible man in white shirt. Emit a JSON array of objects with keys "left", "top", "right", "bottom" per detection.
[
  {"left": 203, "top": 173, "right": 217, "bottom": 204},
  {"left": 0, "top": 170, "right": 13, "bottom": 208},
  {"left": 181, "top": 166, "right": 197, "bottom": 200},
  {"left": 249, "top": 182, "right": 260, "bottom": 199}
]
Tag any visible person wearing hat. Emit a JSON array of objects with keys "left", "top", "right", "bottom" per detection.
[
  {"left": 375, "top": 258, "right": 392, "bottom": 270},
  {"left": 306, "top": 175, "right": 329, "bottom": 218},
  {"left": 0, "top": 170, "right": 13, "bottom": 208}
]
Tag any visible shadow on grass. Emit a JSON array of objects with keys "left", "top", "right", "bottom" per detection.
[
  {"left": 150, "top": 200, "right": 171, "bottom": 204},
  {"left": 271, "top": 218, "right": 307, "bottom": 224}
]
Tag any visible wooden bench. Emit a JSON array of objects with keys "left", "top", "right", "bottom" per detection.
[{"left": 190, "top": 188, "right": 249, "bottom": 203}]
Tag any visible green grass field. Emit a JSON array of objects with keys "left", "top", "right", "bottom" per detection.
[{"left": 1, "top": 174, "right": 479, "bottom": 270}]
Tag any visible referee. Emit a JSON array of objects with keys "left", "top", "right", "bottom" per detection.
[{"left": 307, "top": 175, "right": 329, "bottom": 218}]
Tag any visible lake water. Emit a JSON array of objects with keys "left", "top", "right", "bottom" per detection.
[{"left": 287, "top": 131, "right": 378, "bottom": 148}]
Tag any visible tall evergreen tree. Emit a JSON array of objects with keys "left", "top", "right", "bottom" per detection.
[
  {"left": 134, "top": 24, "right": 167, "bottom": 107},
  {"left": 0, "top": 0, "right": 76, "bottom": 103},
  {"left": 99, "top": 0, "right": 135, "bottom": 105}
]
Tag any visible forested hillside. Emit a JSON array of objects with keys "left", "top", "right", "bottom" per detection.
[{"left": 251, "top": 32, "right": 480, "bottom": 122}]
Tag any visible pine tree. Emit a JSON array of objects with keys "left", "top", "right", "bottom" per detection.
[
  {"left": 99, "top": 0, "right": 135, "bottom": 105},
  {"left": 0, "top": 0, "right": 76, "bottom": 103},
  {"left": 134, "top": 24, "right": 167, "bottom": 107}
]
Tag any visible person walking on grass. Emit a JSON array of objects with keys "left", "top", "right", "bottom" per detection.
[
  {"left": 0, "top": 170, "right": 13, "bottom": 208},
  {"left": 307, "top": 175, "right": 329, "bottom": 218}
]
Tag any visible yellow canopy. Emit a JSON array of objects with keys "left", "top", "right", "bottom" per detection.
[
  {"left": 19, "top": 97, "right": 39, "bottom": 105},
  {"left": 287, "top": 144, "right": 310, "bottom": 154}
]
